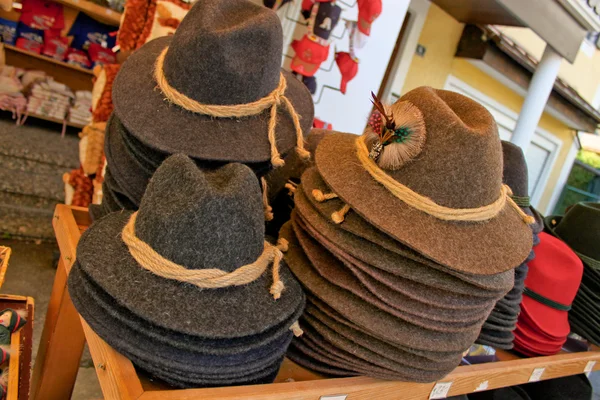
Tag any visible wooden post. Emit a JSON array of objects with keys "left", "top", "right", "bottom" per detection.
[
  {"left": 29, "top": 259, "right": 85, "bottom": 400},
  {"left": 30, "top": 206, "right": 87, "bottom": 400}
]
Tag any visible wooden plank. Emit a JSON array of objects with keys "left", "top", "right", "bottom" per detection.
[
  {"left": 7, "top": 319, "right": 21, "bottom": 400},
  {"left": 20, "top": 298, "right": 34, "bottom": 400},
  {"left": 139, "top": 351, "right": 600, "bottom": 400},
  {"left": 4, "top": 44, "right": 93, "bottom": 75},
  {"left": 80, "top": 320, "right": 144, "bottom": 400},
  {"left": 3, "top": 45, "right": 93, "bottom": 93},
  {"left": 0, "top": 247, "right": 11, "bottom": 289},
  {"left": 30, "top": 205, "right": 87, "bottom": 400},
  {"left": 50, "top": 0, "right": 122, "bottom": 26}
]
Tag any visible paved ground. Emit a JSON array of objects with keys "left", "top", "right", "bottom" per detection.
[{"left": 0, "top": 239, "right": 103, "bottom": 399}]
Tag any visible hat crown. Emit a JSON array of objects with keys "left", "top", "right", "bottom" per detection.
[
  {"left": 380, "top": 87, "right": 503, "bottom": 209},
  {"left": 526, "top": 232, "right": 583, "bottom": 306},
  {"left": 134, "top": 155, "right": 265, "bottom": 272},
  {"left": 555, "top": 202, "right": 600, "bottom": 261},
  {"left": 501, "top": 141, "right": 529, "bottom": 198},
  {"left": 161, "top": 0, "right": 283, "bottom": 106}
]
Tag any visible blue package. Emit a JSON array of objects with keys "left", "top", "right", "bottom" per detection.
[
  {"left": 68, "top": 12, "right": 115, "bottom": 51},
  {"left": 0, "top": 18, "right": 18, "bottom": 45},
  {"left": 16, "top": 21, "right": 44, "bottom": 43}
]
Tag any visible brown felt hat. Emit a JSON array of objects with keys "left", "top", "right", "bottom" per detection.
[
  {"left": 291, "top": 215, "right": 492, "bottom": 327},
  {"left": 314, "top": 87, "right": 532, "bottom": 274},
  {"left": 295, "top": 180, "right": 514, "bottom": 297},
  {"left": 113, "top": 0, "right": 314, "bottom": 165},
  {"left": 280, "top": 222, "right": 483, "bottom": 353}
]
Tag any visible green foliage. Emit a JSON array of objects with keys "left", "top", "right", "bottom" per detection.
[{"left": 577, "top": 150, "right": 600, "bottom": 169}]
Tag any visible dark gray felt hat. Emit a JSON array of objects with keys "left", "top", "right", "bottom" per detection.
[
  {"left": 314, "top": 88, "right": 532, "bottom": 275},
  {"left": 75, "top": 154, "right": 304, "bottom": 339},
  {"left": 112, "top": 0, "right": 314, "bottom": 165}
]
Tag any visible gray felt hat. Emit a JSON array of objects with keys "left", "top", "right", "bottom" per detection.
[
  {"left": 75, "top": 154, "right": 305, "bottom": 339},
  {"left": 112, "top": 0, "right": 314, "bottom": 164}
]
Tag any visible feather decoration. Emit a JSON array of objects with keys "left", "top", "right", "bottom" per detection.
[{"left": 364, "top": 93, "right": 426, "bottom": 170}]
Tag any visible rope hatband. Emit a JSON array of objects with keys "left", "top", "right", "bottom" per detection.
[
  {"left": 154, "top": 47, "right": 310, "bottom": 167},
  {"left": 122, "top": 212, "right": 288, "bottom": 299},
  {"left": 355, "top": 135, "right": 534, "bottom": 224}
]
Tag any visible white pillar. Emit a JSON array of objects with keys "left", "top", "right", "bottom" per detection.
[{"left": 510, "top": 44, "right": 563, "bottom": 151}]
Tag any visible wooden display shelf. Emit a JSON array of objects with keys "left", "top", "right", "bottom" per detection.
[
  {"left": 30, "top": 204, "right": 600, "bottom": 400},
  {"left": 0, "top": 247, "right": 10, "bottom": 289},
  {"left": 1, "top": 295, "right": 35, "bottom": 400},
  {"left": 50, "top": 0, "right": 121, "bottom": 26},
  {"left": 3, "top": 44, "right": 94, "bottom": 75}
]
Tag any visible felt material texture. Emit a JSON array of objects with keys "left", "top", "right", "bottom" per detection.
[
  {"left": 76, "top": 155, "right": 305, "bottom": 338},
  {"left": 295, "top": 183, "right": 513, "bottom": 297},
  {"left": 113, "top": 0, "right": 314, "bottom": 163},
  {"left": 501, "top": 140, "right": 543, "bottom": 234},
  {"left": 316, "top": 130, "right": 532, "bottom": 275},
  {"left": 281, "top": 222, "right": 482, "bottom": 353},
  {"left": 69, "top": 262, "right": 304, "bottom": 359},
  {"left": 292, "top": 214, "right": 492, "bottom": 325},
  {"left": 553, "top": 202, "right": 600, "bottom": 261}
]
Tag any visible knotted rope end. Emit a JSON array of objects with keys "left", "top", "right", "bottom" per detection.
[
  {"left": 264, "top": 207, "right": 274, "bottom": 221},
  {"left": 290, "top": 321, "right": 303, "bottom": 337},
  {"left": 296, "top": 146, "right": 311, "bottom": 160},
  {"left": 523, "top": 214, "right": 535, "bottom": 225},
  {"left": 276, "top": 237, "right": 289, "bottom": 252},
  {"left": 271, "top": 155, "right": 285, "bottom": 168},
  {"left": 270, "top": 280, "right": 285, "bottom": 300},
  {"left": 312, "top": 189, "right": 338, "bottom": 202},
  {"left": 331, "top": 204, "right": 350, "bottom": 224}
]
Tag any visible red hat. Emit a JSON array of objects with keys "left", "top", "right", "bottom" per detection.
[
  {"left": 290, "top": 34, "right": 330, "bottom": 77},
  {"left": 357, "top": 0, "right": 382, "bottom": 36},
  {"left": 519, "top": 232, "right": 583, "bottom": 339},
  {"left": 335, "top": 52, "right": 358, "bottom": 94}
]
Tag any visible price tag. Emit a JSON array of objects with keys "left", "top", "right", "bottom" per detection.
[
  {"left": 105, "top": 8, "right": 112, "bottom": 15},
  {"left": 319, "top": 396, "right": 347, "bottom": 400},
  {"left": 584, "top": 361, "right": 596, "bottom": 373},
  {"left": 475, "top": 381, "right": 489, "bottom": 391},
  {"left": 429, "top": 382, "right": 453, "bottom": 399},
  {"left": 529, "top": 367, "right": 545, "bottom": 382}
]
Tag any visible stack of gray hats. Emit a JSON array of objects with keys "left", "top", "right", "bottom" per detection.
[
  {"left": 90, "top": 0, "right": 314, "bottom": 222},
  {"left": 279, "top": 88, "right": 534, "bottom": 382},
  {"left": 475, "top": 141, "right": 544, "bottom": 349},
  {"left": 69, "top": 155, "right": 306, "bottom": 388}
]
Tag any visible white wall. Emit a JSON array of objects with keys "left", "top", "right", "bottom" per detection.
[{"left": 277, "top": 0, "right": 410, "bottom": 134}]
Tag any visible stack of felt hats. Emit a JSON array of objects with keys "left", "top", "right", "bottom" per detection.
[
  {"left": 279, "top": 87, "right": 534, "bottom": 381},
  {"left": 512, "top": 231, "right": 583, "bottom": 356},
  {"left": 545, "top": 202, "right": 600, "bottom": 345},
  {"left": 475, "top": 141, "right": 544, "bottom": 349},
  {"left": 68, "top": 155, "right": 306, "bottom": 388},
  {"left": 89, "top": 0, "right": 314, "bottom": 222}
]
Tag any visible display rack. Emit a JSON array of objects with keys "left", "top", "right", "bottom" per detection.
[
  {"left": 50, "top": 0, "right": 121, "bottom": 26},
  {"left": 30, "top": 204, "right": 600, "bottom": 400}
]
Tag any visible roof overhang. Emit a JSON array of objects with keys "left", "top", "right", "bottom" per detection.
[
  {"left": 456, "top": 25, "right": 600, "bottom": 132},
  {"left": 432, "top": 0, "right": 586, "bottom": 63}
]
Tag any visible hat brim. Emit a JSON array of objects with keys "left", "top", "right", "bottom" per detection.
[
  {"left": 280, "top": 222, "right": 483, "bottom": 352},
  {"left": 520, "top": 295, "right": 570, "bottom": 338},
  {"left": 69, "top": 263, "right": 303, "bottom": 359},
  {"left": 295, "top": 181, "right": 513, "bottom": 297},
  {"left": 113, "top": 36, "right": 314, "bottom": 163},
  {"left": 76, "top": 211, "right": 305, "bottom": 339},
  {"left": 292, "top": 216, "right": 491, "bottom": 327},
  {"left": 315, "top": 133, "right": 533, "bottom": 275}
]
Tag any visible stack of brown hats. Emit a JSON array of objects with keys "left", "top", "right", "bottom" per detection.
[
  {"left": 280, "top": 87, "right": 534, "bottom": 382},
  {"left": 475, "top": 141, "right": 544, "bottom": 349},
  {"left": 90, "top": 0, "right": 314, "bottom": 223}
]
